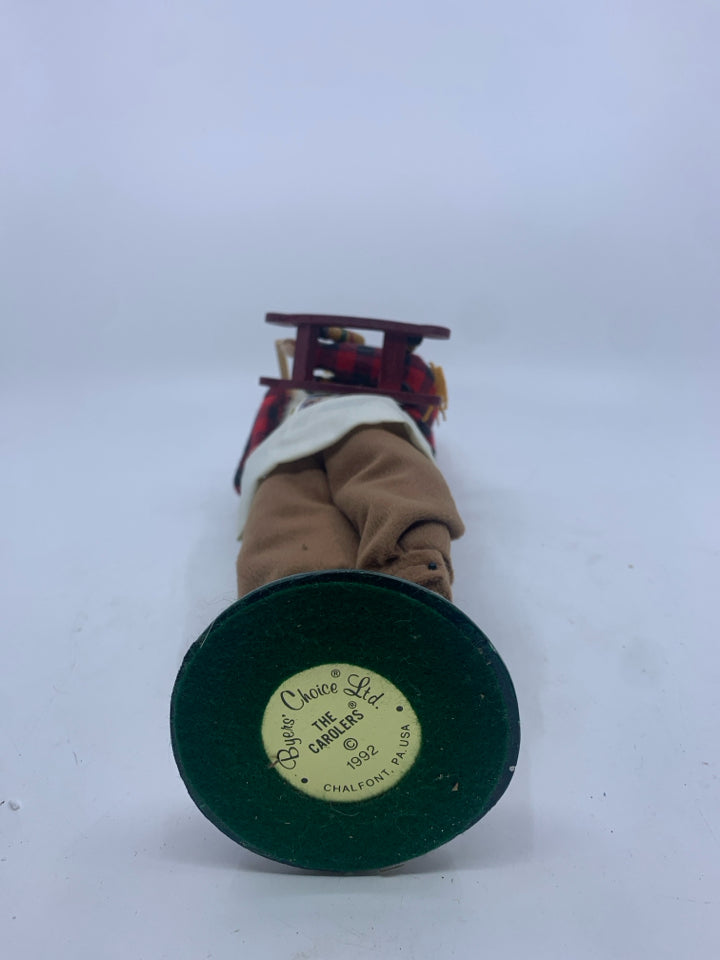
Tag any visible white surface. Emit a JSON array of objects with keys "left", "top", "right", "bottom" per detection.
[{"left": 2, "top": 2, "right": 718, "bottom": 957}]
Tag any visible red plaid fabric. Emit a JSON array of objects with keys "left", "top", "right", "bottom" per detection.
[{"left": 233, "top": 343, "right": 441, "bottom": 492}]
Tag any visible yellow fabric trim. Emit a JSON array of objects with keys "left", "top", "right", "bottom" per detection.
[{"left": 427, "top": 364, "right": 448, "bottom": 421}]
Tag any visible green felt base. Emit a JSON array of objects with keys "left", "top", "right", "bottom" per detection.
[{"left": 170, "top": 571, "right": 520, "bottom": 872}]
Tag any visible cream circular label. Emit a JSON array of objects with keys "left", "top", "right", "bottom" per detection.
[{"left": 261, "top": 663, "right": 422, "bottom": 802}]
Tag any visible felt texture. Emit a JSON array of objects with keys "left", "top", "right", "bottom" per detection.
[
  {"left": 236, "top": 425, "right": 464, "bottom": 600},
  {"left": 171, "top": 571, "right": 520, "bottom": 873}
]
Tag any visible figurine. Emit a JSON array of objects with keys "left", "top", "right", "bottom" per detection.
[{"left": 170, "top": 314, "right": 519, "bottom": 874}]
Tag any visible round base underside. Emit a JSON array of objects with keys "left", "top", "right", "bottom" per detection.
[{"left": 171, "top": 570, "right": 520, "bottom": 873}]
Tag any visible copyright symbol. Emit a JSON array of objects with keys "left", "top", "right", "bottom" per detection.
[{"left": 343, "top": 738, "right": 359, "bottom": 751}]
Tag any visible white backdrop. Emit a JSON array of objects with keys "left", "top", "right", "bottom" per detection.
[{"left": 2, "top": 2, "right": 718, "bottom": 958}]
